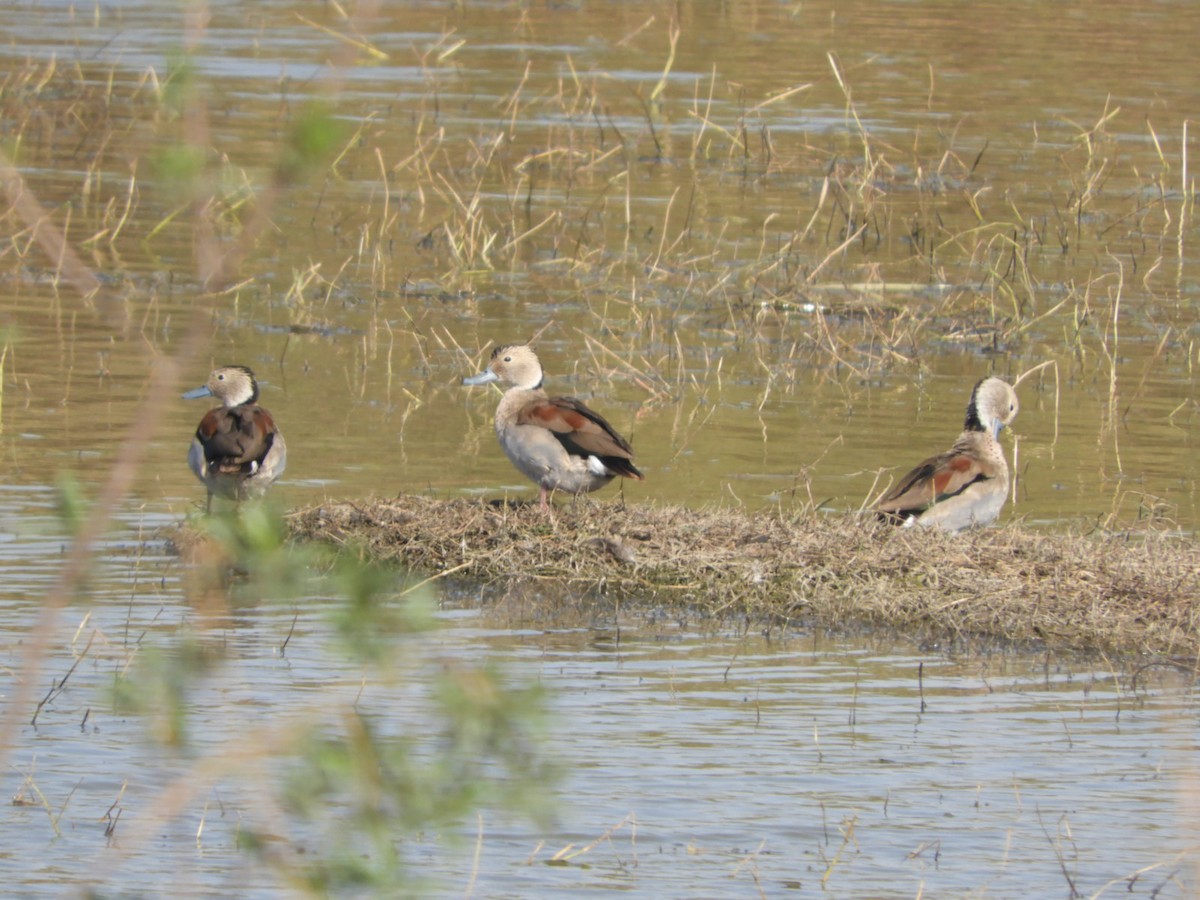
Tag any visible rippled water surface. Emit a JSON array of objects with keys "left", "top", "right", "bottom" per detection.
[
  {"left": 1, "top": 486, "right": 1197, "bottom": 897},
  {"left": 1, "top": 0, "right": 1198, "bottom": 895}
]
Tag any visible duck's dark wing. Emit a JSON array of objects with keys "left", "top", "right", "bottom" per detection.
[
  {"left": 876, "top": 438, "right": 998, "bottom": 519},
  {"left": 517, "top": 396, "right": 644, "bottom": 480}
]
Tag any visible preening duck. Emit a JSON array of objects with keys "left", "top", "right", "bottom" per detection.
[{"left": 875, "top": 377, "right": 1019, "bottom": 532}]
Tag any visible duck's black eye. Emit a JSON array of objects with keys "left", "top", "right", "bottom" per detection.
[
  {"left": 503, "top": 356, "right": 512, "bottom": 363},
  {"left": 217, "top": 373, "right": 225, "bottom": 381}
]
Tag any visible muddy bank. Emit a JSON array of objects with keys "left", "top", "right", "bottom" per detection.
[{"left": 280, "top": 496, "right": 1200, "bottom": 659}]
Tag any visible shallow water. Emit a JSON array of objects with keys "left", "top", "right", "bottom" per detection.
[
  {"left": 0, "top": 0, "right": 1199, "bottom": 895},
  {"left": 0, "top": 486, "right": 1196, "bottom": 897},
  {"left": 444, "top": 630, "right": 1197, "bottom": 899}
]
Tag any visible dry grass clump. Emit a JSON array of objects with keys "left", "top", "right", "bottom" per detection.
[{"left": 287, "top": 496, "right": 1200, "bottom": 658}]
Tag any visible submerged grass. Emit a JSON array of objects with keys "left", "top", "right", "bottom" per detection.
[{"left": 287, "top": 496, "right": 1200, "bottom": 660}]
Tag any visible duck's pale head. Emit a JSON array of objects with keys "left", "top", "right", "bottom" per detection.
[
  {"left": 183, "top": 365, "right": 260, "bottom": 408},
  {"left": 462, "top": 344, "right": 544, "bottom": 391},
  {"left": 966, "top": 377, "right": 1019, "bottom": 440}
]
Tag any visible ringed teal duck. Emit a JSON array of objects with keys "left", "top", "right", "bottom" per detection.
[
  {"left": 875, "top": 377, "right": 1019, "bottom": 532},
  {"left": 463, "top": 344, "right": 643, "bottom": 510},
  {"left": 184, "top": 365, "right": 287, "bottom": 512}
]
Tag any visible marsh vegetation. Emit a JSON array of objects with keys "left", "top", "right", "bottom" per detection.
[
  {"left": 1, "top": 0, "right": 1198, "bottom": 895},
  {"left": 288, "top": 496, "right": 1200, "bottom": 658}
]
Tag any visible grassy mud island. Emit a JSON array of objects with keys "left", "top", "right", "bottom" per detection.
[{"left": 286, "top": 496, "right": 1200, "bottom": 660}]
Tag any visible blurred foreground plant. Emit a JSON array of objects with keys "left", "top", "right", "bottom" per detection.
[
  {"left": 116, "top": 503, "right": 552, "bottom": 894},
  {"left": 0, "top": 15, "right": 558, "bottom": 897}
]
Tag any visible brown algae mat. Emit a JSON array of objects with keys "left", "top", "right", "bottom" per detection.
[{"left": 285, "top": 496, "right": 1200, "bottom": 659}]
